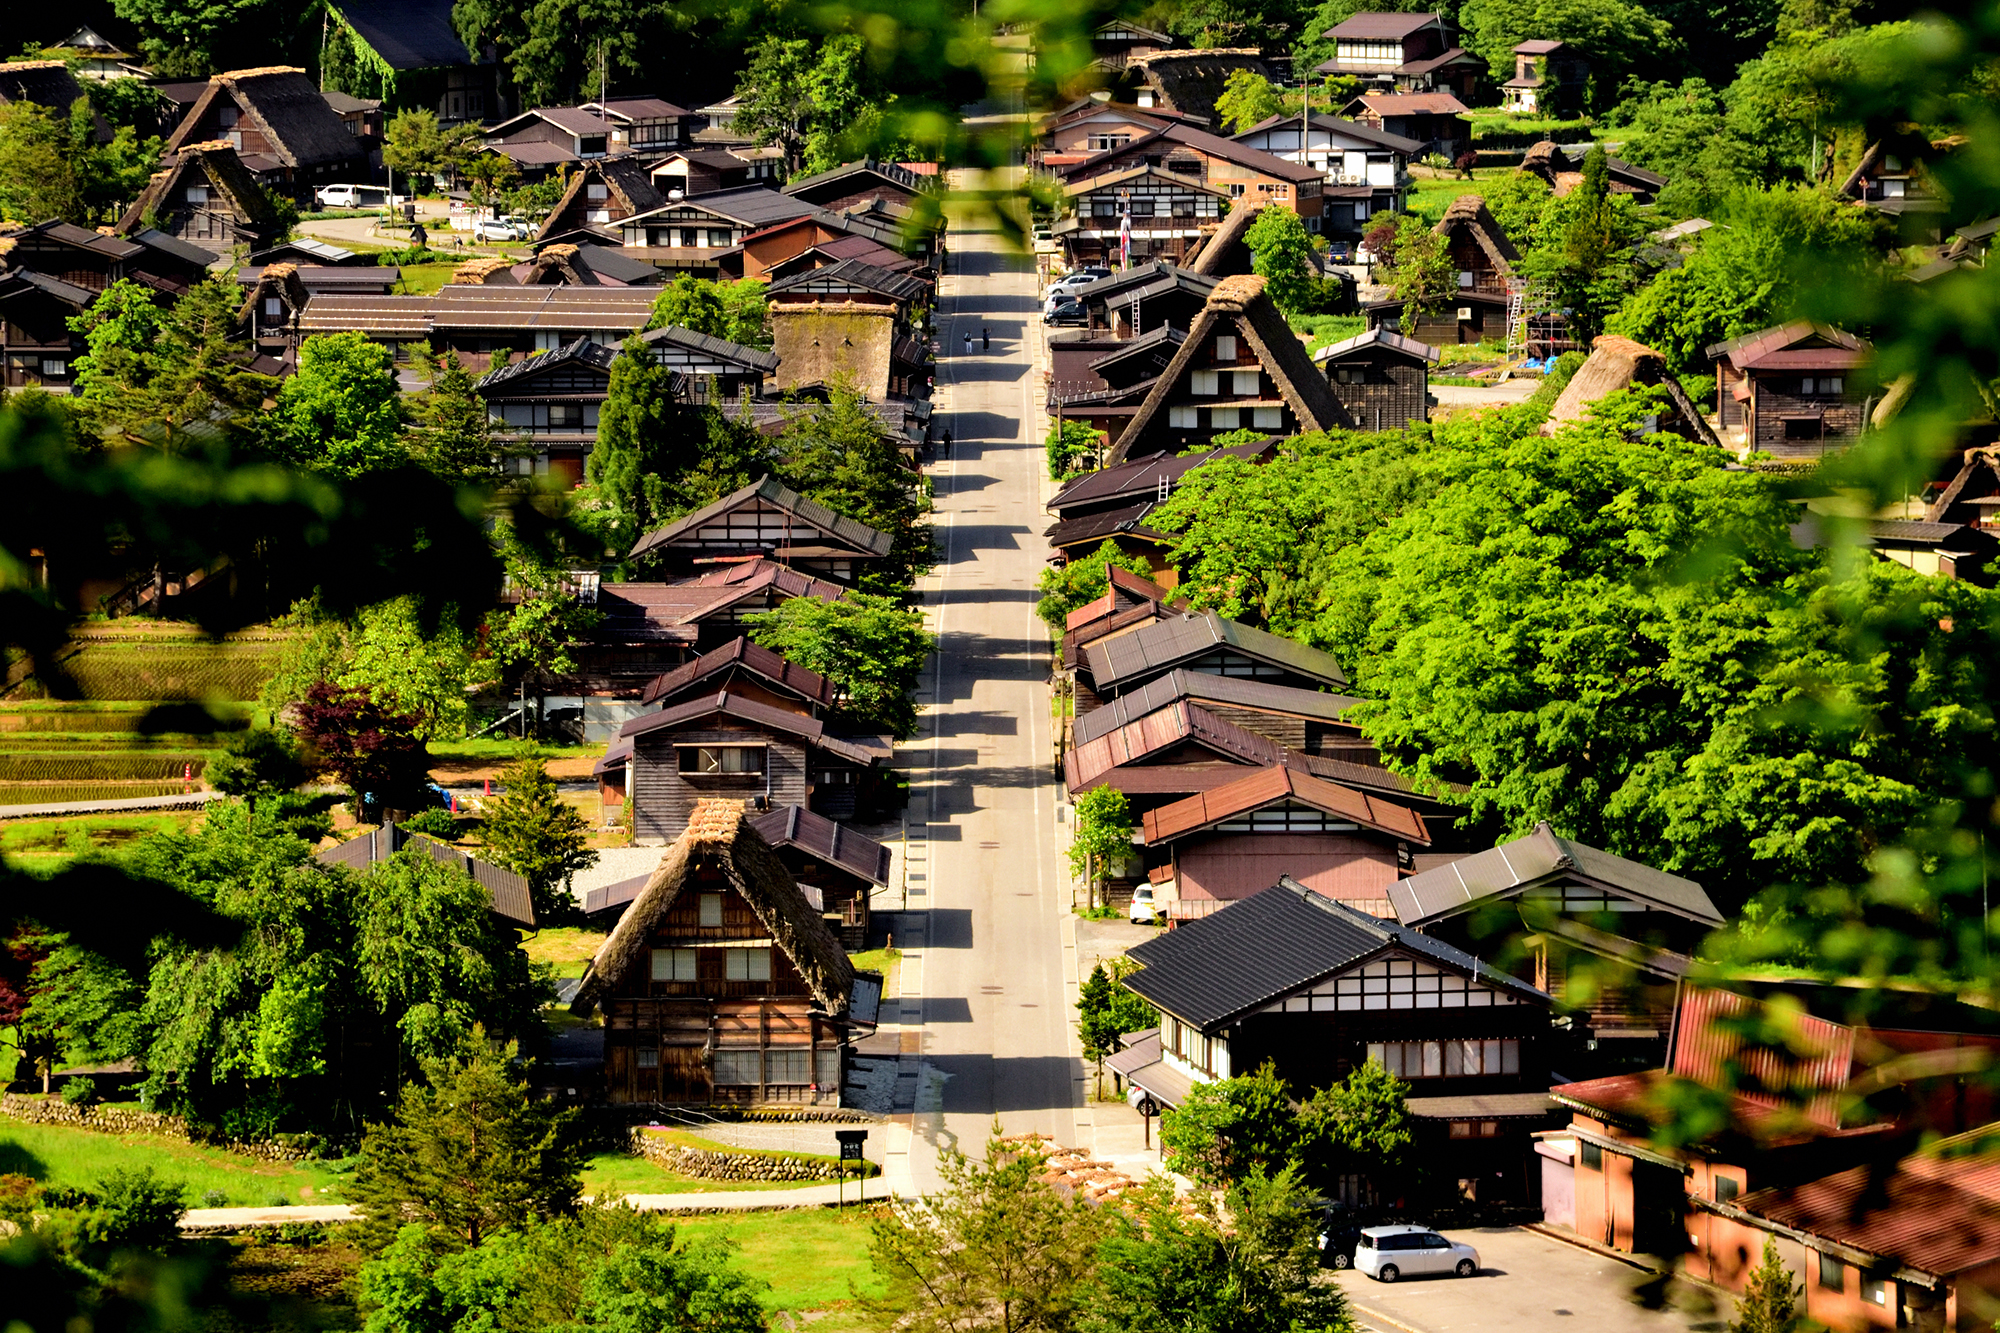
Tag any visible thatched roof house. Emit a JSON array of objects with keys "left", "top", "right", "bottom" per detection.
[
  {"left": 1542, "top": 335, "right": 1720, "bottom": 447},
  {"left": 1123, "top": 50, "right": 1269, "bottom": 126},
  {"left": 117, "top": 141, "right": 284, "bottom": 258},
  {"left": 162, "top": 67, "right": 366, "bottom": 201},
  {"left": 1520, "top": 141, "right": 1666, "bottom": 205},
  {"left": 1111, "top": 273, "right": 1346, "bottom": 463},
  {"left": 1185, "top": 200, "right": 1261, "bottom": 278}
]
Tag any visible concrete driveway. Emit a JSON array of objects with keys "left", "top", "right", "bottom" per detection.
[{"left": 1333, "top": 1228, "right": 1732, "bottom": 1333}]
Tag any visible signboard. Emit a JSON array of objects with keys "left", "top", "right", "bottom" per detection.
[{"left": 835, "top": 1129, "right": 868, "bottom": 1160}]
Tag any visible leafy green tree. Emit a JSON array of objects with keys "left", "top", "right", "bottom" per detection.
[
  {"left": 0, "top": 97, "right": 158, "bottom": 226},
  {"left": 730, "top": 34, "right": 884, "bottom": 175},
  {"left": 204, "top": 728, "right": 313, "bottom": 800},
  {"left": 1034, "top": 542, "right": 1153, "bottom": 638},
  {"left": 1077, "top": 959, "right": 1156, "bottom": 1097},
  {"left": 1480, "top": 168, "right": 1553, "bottom": 244},
  {"left": 1044, "top": 418, "right": 1101, "bottom": 481},
  {"left": 1159, "top": 1062, "right": 1302, "bottom": 1189},
  {"left": 406, "top": 350, "right": 495, "bottom": 482},
  {"left": 453, "top": 0, "right": 695, "bottom": 107},
  {"left": 1244, "top": 206, "right": 1322, "bottom": 316},
  {"left": 337, "top": 596, "right": 489, "bottom": 741},
  {"left": 1457, "top": 0, "right": 1679, "bottom": 110},
  {"left": 106, "top": 0, "right": 317, "bottom": 75},
  {"left": 1520, "top": 145, "right": 1644, "bottom": 342},
  {"left": 1388, "top": 214, "right": 1454, "bottom": 322},
  {"left": 1215, "top": 70, "right": 1281, "bottom": 135},
  {"left": 870, "top": 1130, "right": 1107, "bottom": 1333},
  {"left": 745, "top": 592, "right": 936, "bottom": 740},
  {"left": 1086, "top": 1168, "right": 1354, "bottom": 1333},
  {"left": 350, "top": 1030, "right": 582, "bottom": 1251},
  {"left": 274, "top": 333, "right": 409, "bottom": 477},
  {"left": 19, "top": 932, "right": 144, "bottom": 1076},
  {"left": 1731, "top": 1234, "right": 1801, "bottom": 1333},
  {"left": 1066, "top": 785, "right": 1134, "bottom": 913},
  {"left": 381, "top": 110, "right": 482, "bottom": 189},
  {"left": 583, "top": 335, "right": 690, "bottom": 554},
  {"left": 485, "top": 545, "right": 604, "bottom": 704},
  {"left": 479, "top": 755, "right": 597, "bottom": 924},
  {"left": 647, "top": 275, "right": 725, "bottom": 340},
  {"left": 772, "top": 382, "right": 934, "bottom": 590},
  {"left": 67, "top": 278, "right": 277, "bottom": 450},
  {"left": 1298, "top": 1058, "right": 1413, "bottom": 1196}
]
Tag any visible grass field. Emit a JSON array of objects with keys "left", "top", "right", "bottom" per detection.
[
  {"left": 430, "top": 738, "right": 598, "bottom": 765},
  {"left": 580, "top": 1149, "right": 834, "bottom": 1197},
  {"left": 0, "top": 1119, "right": 347, "bottom": 1206},
  {"left": 675, "top": 1207, "right": 904, "bottom": 1327},
  {"left": 396, "top": 262, "right": 463, "bottom": 296},
  {"left": 526, "top": 927, "right": 608, "bottom": 979},
  {"left": 1289, "top": 313, "right": 1367, "bottom": 354},
  {"left": 0, "top": 812, "right": 195, "bottom": 859},
  {"left": 1406, "top": 168, "right": 1514, "bottom": 225},
  {"left": 5, "top": 624, "right": 292, "bottom": 703},
  {"left": 1464, "top": 108, "right": 1594, "bottom": 142}
]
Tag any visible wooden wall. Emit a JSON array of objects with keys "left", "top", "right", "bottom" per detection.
[
  {"left": 631, "top": 727, "right": 809, "bottom": 845},
  {"left": 1326, "top": 350, "right": 1429, "bottom": 430}
]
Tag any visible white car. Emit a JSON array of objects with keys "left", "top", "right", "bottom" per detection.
[
  {"left": 473, "top": 216, "right": 530, "bottom": 242},
  {"left": 1128, "top": 885, "right": 1160, "bottom": 924},
  {"left": 315, "top": 184, "right": 406, "bottom": 209},
  {"left": 1355, "top": 1225, "right": 1480, "bottom": 1282}
]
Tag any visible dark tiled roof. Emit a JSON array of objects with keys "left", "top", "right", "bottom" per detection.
[
  {"left": 571, "top": 242, "right": 662, "bottom": 285},
  {"left": 329, "top": 0, "right": 471, "bottom": 69},
  {"left": 1387, "top": 821, "right": 1721, "bottom": 927},
  {"left": 1123, "top": 879, "right": 1547, "bottom": 1029},
  {"left": 780, "top": 159, "right": 930, "bottom": 198},
  {"left": 1049, "top": 439, "right": 1273, "bottom": 514},
  {"left": 639, "top": 323, "right": 782, "bottom": 371},
  {"left": 1236, "top": 113, "right": 1424, "bottom": 156},
  {"left": 429, "top": 283, "right": 659, "bottom": 330},
  {"left": 0, "top": 60, "right": 89, "bottom": 112},
  {"left": 316, "top": 824, "right": 534, "bottom": 925},
  {"left": 472, "top": 337, "right": 618, "bottom": 389},
  {"left": 638, "top": 635, "right": 838, "bottom": 708},
  {"left": 1314, "top": 326, "right": 1439, "bottom": 365},
  {"left": 1072, "top": 669, "right": 1363, "bottom": 746},
  {"left": 1084, "top": 609, "right": 1350, "bottom": 691},
  {"left": 767, "top": 257, "right": 928, "bottom": 305},
  {"left": 1046, "top": 505, "right": 1165, "bottom": 551},
  {"left": 748, "top": 804, "right": 892, "bottom": 886},
  {"left": 628, "top": 185, "right": 820, "bottom": 229},
  {"left": 618, "top": 688, "right": 883, "bottom": 765},
  {"left": 630, "top": 474, "right": 892, "bottom": 560},
  {"left": 1326, "top": 12, "right": 1442, "bottom": 37}
]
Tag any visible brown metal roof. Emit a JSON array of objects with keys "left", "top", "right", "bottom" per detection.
[
  {"left": 1141, "top": 764, "right": 1428, "bottom": 844},
  {"left": 1388, "top": 820, "right": 1721, "bottom": 928},
  {"left": 296, "top": 293, "right": 435, "bottom": 336},
  {"left": 1066, "top": 699, "right": 1280, "bottom": 791},
  {"left": 638, "top": 634, "right": 838, "bottom": 708},
  {"left": 428, "top": 284, "right": 659, "bottom": 330},
  {"left": 1705, "top": 321, "right": 1870, "bottom": 369},
  {"left": 1073, "top": 669, "right": 1363, "bottom": 747},
  {"left": 748, "top": 803, "right": 892, "bottom": 886},
  {"left": 1084, "top": 609, "right": 1350, "bottom": 692},
  {"left": 315, "top": 824, "right": 534, "bottom": 925},
  {"left": 618, "top": 688, "right": 884, "bottom": 766}
]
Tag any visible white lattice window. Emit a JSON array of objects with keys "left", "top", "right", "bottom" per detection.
[
  {"left": 649, "top": 948, "right": 696, "bottom": 980},
  {"left": 1190, "top": 370, "right": 1219, "bottom": 395},
  {"left": 1209, "top": 408, "right": 1240, "bottom": 428},
  {"left": 1253, "top": 407, "right": 1283, "bottom": 429},
  {"left": 1169, "top": 406, "right": 1199, "bottom": 428},
  {"left": 1232, "top": 370, "right": 1260, "bottom": 395}
]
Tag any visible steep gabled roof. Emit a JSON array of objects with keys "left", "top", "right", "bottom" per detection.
[
  {"left": 1072, "top": 668, "right": 1363, "bottom": 746},
  {"left": 1434, "top": 194, "right": 1520, "bottom": 269},
  {"left": 1185, "top": 199, "right": 1261, "bottom": 277},
  {"left": 748, "top": 804, "right": 892, "bottom": 887},
  {"left": 618, "top": 688, "right": 885, "bottom": 766},
  {"left": 117, "top": 141, "right": 280, "bottom": 235},
  {"left": 1110, "top": 274, "right": 1350, "bottom": 462},
  {"left": 638, "top": 323, "right": 782, "bottom": 372},
  {"left": 0, "top": 60, "right": 90, "bottom": 113},
  {"left": 1085, "top": 607, "right": 1351, "bottom": 692},
  {"left": 631, "top": 475, "right": 893, "bottom": 561},
  {"left": 165, "top": 67, "right": 360, "bottom": 169},
  {"left": 537, "top": 158, "right": 667, "bottom": 243},
  {"left": 1124, "top": 879, "right": 1548, "bottom": 1030},
  {"left": 639, "top": 634, "right": 840, "bottom": 708},
  {"left": 1142, "top": 764, "right": 1429, "bottom": 844},
  {"left": 328, "top": 0, "right": 471, "bottom": 69},
  {"left": 1542, "top": 334, "right": 1721, "bottom": 447},
  {"left": 572, "top": 799, "right": 855, "bottom": 1016},
  {"left": 1388, "top": 821, "right": 1722, "bottom": 927}
]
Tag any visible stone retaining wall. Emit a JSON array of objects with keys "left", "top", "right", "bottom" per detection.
[
  {"left": 0, "top": 1094, "right": 318, "bottom": 1161},
  {"left": 631, "top": 1129, "right": 876, "bottom": 1182}
]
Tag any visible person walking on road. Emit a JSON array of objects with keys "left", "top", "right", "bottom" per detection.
[
  {"left": 962, "top": 331, "right": 972, "bottom": 355},
  {"left": 942, "top": 427, "right": 953, "bottom": 453},
  {"left": 981, "top": 327, "right": 990, "bottom": 351}
]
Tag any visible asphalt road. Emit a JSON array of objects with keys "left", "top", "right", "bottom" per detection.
[{"left": 898, "top": 181, "right": 1081, "bottom": 1189}]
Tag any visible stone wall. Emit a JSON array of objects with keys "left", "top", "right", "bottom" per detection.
[
  {"left": 0, "top": 1094, "right": 318, "bottom": 1161},
  {"left": 630, "top": 1129, "right": 877, "bottom": 1182}
]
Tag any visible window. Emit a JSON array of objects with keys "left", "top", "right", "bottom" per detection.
[
  {"left": 678, "top": 746, "right": 766, "bottom": 774},
  {"left": 1127, "top": 198, "right": 1154, "bottom": 217},
  {"left": 1228, "top": 183, "right": 1245, "bottom": 198},
  {"left": 1214, "top": 335, "right": 1237, "bottom": 360},
  {"left": 587, "top": 183, "right": 609, "bottom": 201},
  {"left": 1818, "top": 1252, "right": 1844, "bottom": 1292},
  {"left": 185, "top": 184, "right": 209, "bottom": 205},
  {"left": 713, "top": 1049, "right": 760, "bottom": 1084},
  {"left": 1086, "top": 134, "right": 1130, "bottom": 151},
  {"left": 636, "top": 1048, "right": 659, "bottom": 1068},
  {"left": 724, "top": 947, "right": 772, "bottom": 982},
  {"left": 1579, "top": 1140, "right": 1603, "bottom": 1171},
  {"left": 263, "top": 297, "right": 283, "bottom": 319},
  {"left": 1449, "top": 1121, "right": 1472, "bottom": 1138},
  {"left": 1783, "top": 417, "right": 1822, "bottom": 441},
  {"left": 1803, "top": 376, "right": 1844, "bottom": 395},
  {"left": 1171, "top": 198, "right": 1195, "bottom": 219},
  {"left": 1715, "top": 1175, "right": 1740, "bottom": 1204},
  {"left": 649, "top": 947, "right": 697, "bottom": 980},
  {"left": 1093, "top": 198, "right": 1118, "bottom": 218},
  {"left": 1209, "top": 408, "right": 1240, "bottom": 429},
  {"left": 1367, "top": 1039, "right": 1518, "bottom": 1078},
  {"left": 1169, "top": 406, "right": 1199, "bottom": 428},
  {"left": 218, "top": 106, "right": 238, "bottom": 128},
  {"left": 1253, "top": 407, "right": 1283, "bottom": 430},
  {"left": 1882, "top": 178, "right": 1906, "bottom": 198},
  {"left": 1232, "top": 370, "right": 1260, "bottom": 395},
  {"left": 1335, "top": 366, "right": 1366, "bottom": 385},
  {"left": 816, "top": 1049, "right": 841, "bottom": 1088},
  {"left": 39, "top": 359, "right": 65, "bottom": 378},
  {"left": 766, "top": 1049, "right": 811, "bottom": 1083},
  {"left": 698, "top": 893, "right": 723, "bottom": 927},
  {"left": 1859, "top": 1276, "right": 1887, "bottom": 1307},
  {"left": 547, "top": 403, "right": 584, "bottom": 429},
  {"left": 1190, "top": 370, "right": 1220, "bottom": 395}
]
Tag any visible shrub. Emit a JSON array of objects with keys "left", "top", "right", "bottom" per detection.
[
  {"left": 59, "top": 1076, "right": 97, "bottom": 1106},
  {"left": 201, "top": 1189, "right": 227, "bottom": 1208},
  {"left": 401, "top": 806, "right": 458, "bottom": 839}
]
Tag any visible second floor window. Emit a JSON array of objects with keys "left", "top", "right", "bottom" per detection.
[
  {"left": 1802, "top": 376, "right": 1844, "bottom": 396},
  {"left": 649, "top": 947, "right": 697, "bottom": 980},
  {"left": 1367, "top": 1038, "right": 1519, "bottom": 1079},
  {"left": 724, "top": 947, "right": 772, "bottom": 982},
  {"left": 679, "top": 746, "right": 766, "bottom": 774}
]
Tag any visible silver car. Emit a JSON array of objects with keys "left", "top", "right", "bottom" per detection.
[{"left": 1354, "top": 1225, "right": 1480, "bottom": 1282}]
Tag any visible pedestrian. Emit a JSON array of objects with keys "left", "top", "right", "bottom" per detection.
[
  {"left": 962, "top": 331, "right": 972, "bottom": 355},
  {"left": 942, "top": 427, "right": 953, "bottom": 452},
  {"left": 981, "top": 326, "right": 990, "bottom": 351}
]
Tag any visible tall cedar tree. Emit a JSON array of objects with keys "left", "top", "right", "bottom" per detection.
[
  {"left": 290, "top": 681, "right": 431, "bottom": 816},
  {"left": 66, "top": 277, "right": 276, "bottom": 450},
  {"left": 869, "top": 1131, "right": 1107, "bottom": 1333},
  {"left": 407, "top": 349, "right": 496, "bottom": 482},
  {"left": 745, "top": 593, "right": 936, "bottom": 740},
  {"left": 1077, "top": 959, "right": 1157, "bottom": 1097},
  {"left": 350, "top": 1030, "right": 583, "bottom": 1251},
  {"left": 479, "top": 755, "right": 598, "bottom": 923},
  {"left": 773, "top": 383, "right": 934, "bottom": 591},
  {"left": 585, "top": 334, "right": 688, "bottom": 555}
]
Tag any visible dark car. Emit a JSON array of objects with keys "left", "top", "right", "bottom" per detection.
[
  {"left": 1317, "top": 1202, "right": 1396, "bottom": 1269},
  {"left": 1044, "top": 299, "right": 1088, "bottom": 327}
]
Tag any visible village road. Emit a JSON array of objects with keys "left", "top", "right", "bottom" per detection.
[{"left": 891, "top": 179, "right": 1081, "bottom": 1193}]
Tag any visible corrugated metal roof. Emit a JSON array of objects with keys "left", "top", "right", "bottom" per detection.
[
  {"left": 638, "top": 634, "right": 838, "bottom": 708},
  {"left": 1049, "top": 439, "right": 1272, "bottom": 513},
  {"left": 1067, "top": 698, "right": 1280, "bottom": 790},
  {"left": 1123, "top": 879, "right": 1548, "bottom": 1030},
  {"left": 1405, "top": 1092, "right": 1556, "bottom": 1120},
  {"left": 1141, "top": 764, "right": 1427, "bottom": 843},
  {"left": 1387, "top": 821, "right": 1722, "bottom": 927},
  {"left": 1084, "top": 609, "right": 1350, "bottom": 691},
  {"left": 748, "top": 803, "right": 892, "bottom": 886},
  {"left": 618, "top": 688, "right": 883, "bottom": 766},
  {"left": 297, "top": 293, "right": 435, "bottom": 335},
  {"left": 429, "top": 284, "right": 658, "bottom": 330},
  {"left": 1672, "top": 987, "right": 1853, "bottom": 1129},
  {"left": 1073, "top": 670, "right": 1363, "bottom": 747},
  {"left": 314, "top": 824, "right": 534, "bottom": 925},
  {"left": 629, "top": 474, "right": 894, "bottom": 560},
  {"left": 640, "top": 323, "right": 781, "bottom": 371}
]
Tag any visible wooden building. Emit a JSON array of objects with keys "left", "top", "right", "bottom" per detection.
[
  {"left": 316, "top": 823, "right": 536, "bottom": 926},
  {"left": 161, "top": 67, "right": 369, "bottom": 205},
  {"left": 1502, "top": 40, "right": 1588, "bottom": 115},
  {"left": 1540, "top": 335, "right": 1720, "bottom": 446},
  {"left": 483, "top": 106, "right": 620, "bottom": 173},
  {"left": 0, "top": 268, "right": 96, "bottom": 393},
  {"left": 581, "top": 95, "right": 700, "bottom": 155},
  {"left": 766, "top": 259, "right": 931, "bottom": 401},
  {"left": 1312, "top": 12, "right": 1483, "bottom": 102},
  {"left": 1230, "top": 115, "right": 1419, "bottom": 243},
  {"left": 747, "top": 804, "right": 889, "bottom": 950},
  {"left": 1140, "top": 766, "right": 1429, "bottom": 916},
  {"left": 1040, "top": 98, "right": 1190, "bottom": 165},
  {"left": 1706, "top": 322, "right": 1872, "bottom": 459},
  {"left": 4, "top": 217, "right": 211, "bottom": 298},
  {"left": 571, "top": 799, "right": 874, "bottom": 1106},
  {"left": 1110, "top": 274, "right": 1348, "bottom": 462},
  {"left": 619, "top": 186, "right": 821, "bottom": 276},
  {"left": 781, "top": 160, "right": 932, "bottom": 214},
  {"left": 1068, "top": 263, "right": 1219, "bottom": 339},
  {"left": 1340, "top": 92, "right": 1471, "bottom": 161},
  {"left": 1079, "top": 605, "right": 1351, "bottom": 703},
  {"left": 324, "top": 0, "right": 502, "bottom": 126},
  {"left": 536, "top": 159, "right": 666, "bottom": 244},
  {"left": 1366, "top": 195, "right": 1520, "bottom": 346},
  {"left": 1838, "top": 133, "right": 1954, "bottom": 224},
  {"left": 649, "top": 148, "right": 782, "bottom": 201},
  {"left": 639, "top": 324, "right": 779, "bottom": 405},
  {"left": 1314, "top": 326, "right": 1437, "bottom": 430},
  {"left": 1090, "top": 21, "right": 1176, "bottom": 71},
  {"left": 1113, "top": 882, "right": 1555, "bottom": 1205},
  {"left": 628, "top": 475, "right": 893, "bottom": 584},
  {"left": 725, "top": 212, "right": 917, "bottom": 283},
  {"left": 1058, "top": 167, "right": 1227, "bottom": 268},
  {"left": 472, "top": 337, "right": 617, "bottom": 484},
  {"left": 118, "top": 140, "right": 285, "bottom": 259},
  {"left": 1055, "top": 123, "right": 1325, "bottom": 228},
  {"left": 1118, "top": 50, "right": 1271, "bottom": 127}
]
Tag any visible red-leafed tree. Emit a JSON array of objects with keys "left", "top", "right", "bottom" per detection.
[{"left": 290, "top": 681, "right": 431, "bottom": 818}]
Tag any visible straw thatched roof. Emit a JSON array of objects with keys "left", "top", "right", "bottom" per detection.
[
  {"left": 1542, "top": 334, "right": 1721, "bottom": 448},
  {"left": 537, "top": 158, "right": 666, "bottom": 243},
  {"left": 235, "top": 261, "right": 309, "bottom": 328},
  {"left": 165, "top": 67, "right": 360, "bottom": 170},
  {"left": 770, "top": 300, "right": 896, "bottom": 397},
  {"left": 452, "top": 255, "right": 516, "bottom": 285},
  {"left": 117, "top": 141, "right": 281, "bottom": 236},
  {"left": 1110, "top": 273, "right": 1348, "bottom": 462},
  {"left": 1185, "top": 200, "right": 1261, "bottom": 278},
  {"left": 571, "top": 798, "right": 856, "bottom": 1018},
  {"left": 1434, "top": 195, "right": 1519, "bottom": 272}
]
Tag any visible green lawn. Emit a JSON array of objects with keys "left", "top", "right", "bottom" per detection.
[
  {"left": 674, "top": 1206, "right": 906, "bottom": 1328},
  {"left": 580, "top": 1149, "right": 839, "bottom": 1197},
  {"left": 428, "top": 738, "right": 597, "bottom": 765},
  {"left": 1289, "top": 313, "right": 1366, "bottom": 354},
  {"left": 1406, "top": 168, "right": 1514, "bottom": 225},
  {"left": 0, "top": 1119, "right": 349, "bottom": 1206},
  {"left": 395, "top": 262, "right": 464, "bottom": 296},
  {"left": 848, "top": 947, "right": 903, "bottom": 1000},
  {"left": 526, "top": 927, "right": 607, "bottom": 979}
]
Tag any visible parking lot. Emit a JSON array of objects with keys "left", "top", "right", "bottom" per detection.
[{"left": 1332, "top": 1228, "right": 1732, "bottom": 1333}]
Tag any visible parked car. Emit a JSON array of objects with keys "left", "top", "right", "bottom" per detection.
[
  {"left": 473, "top": 216, "right": 530, "bottom": 242},
  {"left": 1052, "top": 266, "right": 1112, "bottom": 293},
  {"left": 1355, "top": 1225, "right": 1479, "bottom": 1282},
  {"left": 315, "top": 184, "right": 406, "bottom": 209},
  {"left": 1128, "top": 884, "right": 1160, "bottom": 924},
  {"left": 1044, "top": 299, "right": 1087, "bottom": 327},
  {"left": 1318, "top": 1219, "right": 1363, "bottom": 1269}
]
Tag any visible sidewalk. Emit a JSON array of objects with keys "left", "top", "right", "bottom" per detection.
[
  {"left": 176, "top": 1180, "right": 891, "bottom": 1231},
  {"left": 0, "top": 791, "right": 224, "bottom": 821}
]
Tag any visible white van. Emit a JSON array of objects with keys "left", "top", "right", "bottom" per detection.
[
  {"left": 1355, "top": 1225, "right": 1480, "bottom": 1282},
  {"left": 315, "top": 184, "right": 406, "bottom": 209}
]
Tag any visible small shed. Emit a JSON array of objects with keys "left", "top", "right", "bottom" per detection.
[{"left": 1314, "top": 326, "right": 1437, "bottom": 430}]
